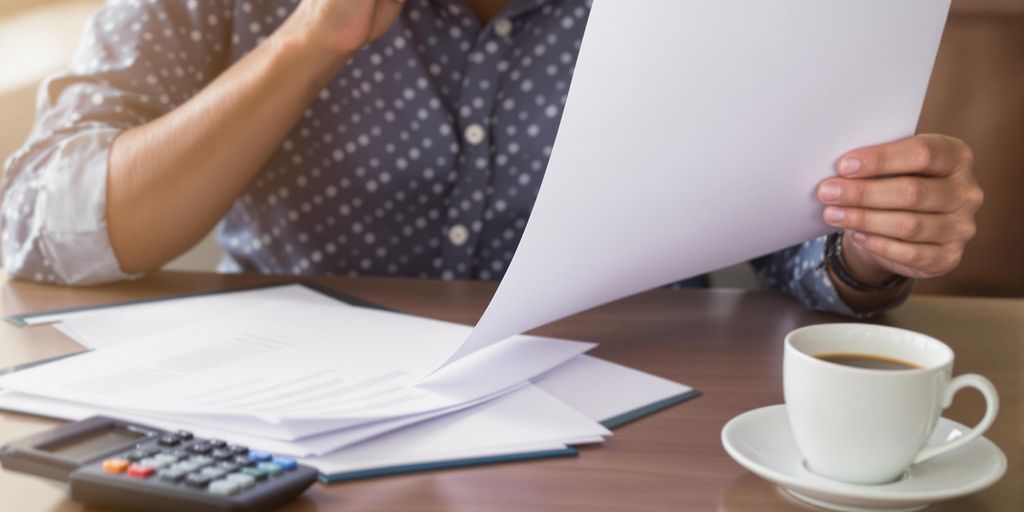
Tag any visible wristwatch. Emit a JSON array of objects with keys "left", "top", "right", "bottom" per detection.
[{"left": 825, "top": 231, "right": 909, "bottom": 293}]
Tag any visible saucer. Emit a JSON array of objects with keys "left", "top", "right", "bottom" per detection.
[{"left": 721, "top": 405, "right": 1006, "bottom": 512}]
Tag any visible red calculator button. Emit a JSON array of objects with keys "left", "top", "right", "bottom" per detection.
[
  {"left": 126, "top": 464, "right": 155, "bottom": 479},
  {"left": 102, "top": 459, "right": 130, "bottom": 474}
]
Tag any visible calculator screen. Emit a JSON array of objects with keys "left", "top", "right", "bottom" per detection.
[{"left": 39, "top": 426, "right": 147, "bottom": 464}]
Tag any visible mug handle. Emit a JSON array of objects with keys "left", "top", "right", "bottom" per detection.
[{"left": 914, "top": 374, "right": 999, "bottom": 464}]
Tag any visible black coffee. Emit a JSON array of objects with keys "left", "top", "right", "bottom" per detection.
[{"left": 816, "top": 353, "right": 920, "bottom": 370}]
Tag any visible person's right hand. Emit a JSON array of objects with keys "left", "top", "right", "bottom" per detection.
[{"left": 281, "top": 0, "right": 405, "bottom": 59}]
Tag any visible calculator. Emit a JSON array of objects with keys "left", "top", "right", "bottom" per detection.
[{"left": 0, "top": 416, "right": 318, "bottom": 511}]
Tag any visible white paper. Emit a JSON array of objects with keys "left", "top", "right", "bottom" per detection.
[
  {"left": 0, "top": 388, "right": 518, "bottom": 457},
  {"left": 444, "top": 0, "right": 951, "bottom": 364},
  {"left": 533, "top": 355, "right": 692, "bottom": 423},
  {"left": 0, "top": 355, "right": 684, "bottom": 473},
  {"left": 50, "top": 284, "right": 343, "bottom": 348},
  {"left": 0, "top": 300, "right": 593, "bottom": 439},
  {"left": 302, "top": 385, "right": 609, "bottom": 475}
]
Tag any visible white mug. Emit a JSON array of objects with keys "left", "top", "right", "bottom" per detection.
[{"left": 783, "top": 323, "right": 999, "bottom": 485}]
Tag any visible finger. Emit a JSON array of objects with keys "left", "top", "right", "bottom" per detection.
[
  {"left": 837, "top": 134, "right": 971, "bottom": 178},
  {"left": 824, "top": 207, "right": 970, "bottom": 243},
  {"left": 818, "top": 176, "right": 959, "bottom": 213},
  {"left": 850, "top": 246, "right": 930, "bottom": 280},
  {"left": 849, "top": 231, "right": 958, "bottom": 277}
]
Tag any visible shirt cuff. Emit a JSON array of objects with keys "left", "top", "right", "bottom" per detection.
[{"left": 794, "top": 237, "right": 913, "bottom": 318}]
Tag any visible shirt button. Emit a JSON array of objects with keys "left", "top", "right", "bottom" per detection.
[
  {"left": 464, "top": 124, "right": 486, "bottom": 146},
  {"left": 493, "top": 18, "right": 513, "bottom": 38},
  {"left": 448, "top": 225, "right": 469, "bottom": 246}
]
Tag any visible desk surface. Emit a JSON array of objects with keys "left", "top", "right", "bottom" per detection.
[{"left": 0, "top": 272, "right": 1020, "bottom": 511}]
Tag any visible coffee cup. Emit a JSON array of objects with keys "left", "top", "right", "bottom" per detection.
[{"left": 784, "top": 323, "right": 999, "bottom": 485}]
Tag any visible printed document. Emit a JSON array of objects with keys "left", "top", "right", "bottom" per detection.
[{"left": 444, "top": 0, "right": 951, "bottom": 364}]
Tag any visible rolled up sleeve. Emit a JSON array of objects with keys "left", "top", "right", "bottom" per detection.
[
  {"left": 0, "top": 0, "right": 231, "bottom": 285},
  {"left": 2, "top": 128, "right": 133, "bottom": 284}
]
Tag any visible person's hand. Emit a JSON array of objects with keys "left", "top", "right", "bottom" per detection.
[
  {"left": 817, "top": 134, "right": 983, "bottom": 283},
  {"left": 280, "top": 0, "right": 405, "bottom": 59}
]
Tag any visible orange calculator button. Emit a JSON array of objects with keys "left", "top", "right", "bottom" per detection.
[{"left": 101, "top": 458, "right": 130, "bottom": 474}]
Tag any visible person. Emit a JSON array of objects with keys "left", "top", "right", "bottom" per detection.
[{"left": 0, "top": 0, "right": 982, "bottom": 318}]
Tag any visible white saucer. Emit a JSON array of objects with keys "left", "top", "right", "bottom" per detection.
[{"left": 721, "top": 405, "right": 1007, "bottom": 512}]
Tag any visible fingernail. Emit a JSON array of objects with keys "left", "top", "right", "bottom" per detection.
[
  {"left": 824, "top": 206, "right": 845, "bottom": 223},
  {"left": 819, "top": 182, "right": 841, "bottom": 202},
  {"left": 840, "top": 157, "right": 862, "bottom": 176},
  {"left": 852, "top": 231, "right": 868, "bottom": 243}
]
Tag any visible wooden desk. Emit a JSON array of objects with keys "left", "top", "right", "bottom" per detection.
[{"left": 0, "top": 272, "right": 1020, "bottom": 511}]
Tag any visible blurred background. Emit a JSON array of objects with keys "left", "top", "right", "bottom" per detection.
[{"left": 0, "top": 0, "right": 1020, "bottom": 296}]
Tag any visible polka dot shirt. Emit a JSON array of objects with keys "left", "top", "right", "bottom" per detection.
[{"left": 0, "top": 0, "right": 903, "bottom": 317}]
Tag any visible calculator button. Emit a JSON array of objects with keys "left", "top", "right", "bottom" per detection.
[
  {"left": 199, "top": 467, "right": 227, "bottom": 480},
  {"left": 158, "top": 468, "right": 188, "bottom": 483},
  {"left": 176, "top": 430, "right": 194, "bottom": 441},
  {"left": 161, "top": 449, "right": 189, "bottom": 460},
  {"left": 216, "top": 461, "right": 240, "bottom": 473},
  {"left": 271, "top": 457, "right": 297, "bottom": 471},
  {"left": 208, "top": 439, "right": 227, "bottom": 449},
  {"left": 126, "top": 464, "right": 155, "bottom": 479},
  {"left": 185, "top": 473, "right": 212, "bottom": 488},
  {"left": 208, "top": 479, "right": 241, "bottom": 496},
  {"left": 124, "top": 450, "right": 147, "bottom": 461},
  {"left": 256, "top": 462, "right": 283, "bottom": 477},
  {"left": 225, "top": 473, "right": 256, "bottom": 489},
  {"left": 211, "top": 449, "right": 233, "bottom": 460},
  {"left": 138, "top": 457, "right": 172, "bottom": 469},
  {"left": 239, "top": 467, "right": 269, "bottom": 481},
  {"left": 232, "top": 455, "right": 255, "bottom": 466},
  {"left": 157, "top": 435, "right": 180, "bottom": 446},
  {"left": 187, "top": 455, "right": 214, "bottom": 467},
  {"left": 101, "top": 458, "right": 130, "bottom": 474},
  {"left": 188, "top": 442, "right": 213, "bottom": 454},
  {"left": 172, "top": 461, "right": 201, "bottom": 473},
  {"left": 247, "top": 451, "right": 272, "bottom": 462},
  {"left": 228, "top": 445, "right": 249, "bottom": 456}
]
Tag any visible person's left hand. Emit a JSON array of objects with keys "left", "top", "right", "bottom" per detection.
[{"left": 817, "top": 134, "right": 983, "bottom": 282}]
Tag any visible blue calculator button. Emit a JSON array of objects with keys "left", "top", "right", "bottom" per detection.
[
  {"left": 270, "top": 457, "right": 297, "bottom": 471},
  {"left": 247, "top": 451, "right": 272, "bottom": 462}
]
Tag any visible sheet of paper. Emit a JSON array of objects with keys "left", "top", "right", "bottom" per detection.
[
  {"left": 443, "top": 0, "right": 951, "bottom": 365},
  {"left": 301, "top": 385, "right": 608, "bottom": 475},
  {"left": 532, "top": 355, "right": 692, "bottom": 424},
  {"left": 0, "top": 300, "right": 592, "bottom": 439},
  {"left": 49, "top": 284, "right": 343, "bottom": 348},
  {"left": 0, "top": 355, "right": 680, "bottom": 470},
  {"left": 0, "top": 388, "right": 512, "bottom": 456}
]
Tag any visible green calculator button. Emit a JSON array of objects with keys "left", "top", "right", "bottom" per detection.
[
  {"left": 256, "top": 462, "right": 283, "bottom": 476},
  {"left": 239, "top": 467, "right": 268, "bottom": 481}
]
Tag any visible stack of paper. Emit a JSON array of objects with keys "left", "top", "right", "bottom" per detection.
[{"left": 0, "top": 285, "right": 696, "bottom": 480}]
